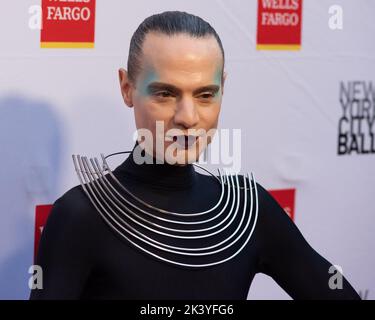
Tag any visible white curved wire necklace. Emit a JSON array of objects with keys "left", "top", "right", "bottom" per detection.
[{"left": 72, "top": 151, "right": 259, "bottom": 269}]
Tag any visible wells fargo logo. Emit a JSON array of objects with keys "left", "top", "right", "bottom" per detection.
[
  {"left": 40, "top": 0, "right": 96, "bottom": 49},
  {"left": 256, "top": 0, "right": 303, "bottom": 50}
]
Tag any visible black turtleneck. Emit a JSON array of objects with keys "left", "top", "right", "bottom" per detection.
[{"left": 29, "top": 144, "right": 360, "bottom": 300}]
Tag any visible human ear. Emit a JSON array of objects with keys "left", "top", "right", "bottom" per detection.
[{"left": 118, "top": 68, "right": 134, "bottom": 108}]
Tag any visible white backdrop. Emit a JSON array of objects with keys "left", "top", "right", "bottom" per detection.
[{"left": 0, "top": 0, "right": 374, "bottom": 299}]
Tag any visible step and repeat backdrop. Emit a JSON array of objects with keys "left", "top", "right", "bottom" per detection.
[{"left": 0, "top": 0, "right": 373, "bottom": 299}]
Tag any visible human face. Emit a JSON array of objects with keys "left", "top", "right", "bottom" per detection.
[{"left": 119, "top": 32, "right": 226, "bottom": 165}]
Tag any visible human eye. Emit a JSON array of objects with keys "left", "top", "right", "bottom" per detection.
[
  {"left": 152, "top": 90, "right": 174, "bottom": 98},
  {"left": 198, "top": 91, "right": 216, "bottom": 101},
  {"left": 201, "top": 92, "right": 214, "bottom": 98}
]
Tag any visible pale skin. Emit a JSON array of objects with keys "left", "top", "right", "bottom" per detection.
[{"left": 119, "top": 32, "right": 227, "bottom": 165}]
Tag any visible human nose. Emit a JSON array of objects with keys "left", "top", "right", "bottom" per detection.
[{"left": 173, "top": 97, "right": 199, "bottom": 129}]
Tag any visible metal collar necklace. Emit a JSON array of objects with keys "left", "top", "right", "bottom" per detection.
[{"left": 72, "top": 151, "right": 259, "bottom": 269}]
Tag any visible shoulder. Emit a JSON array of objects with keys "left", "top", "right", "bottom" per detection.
[
  {"left": 199, "top": 171, "right": 277, "bottom": 220},
  {"left": 250, "top": 179, "right": 303, "bottom": 252},
  {"left": 45, "top": 184, "right": 99, "bottom": 232},
  {"left": 232, "top": 176, "right": 295, "bottom": 236},
  {"left": 250, "top": 179, "right": 292, "bottom": 225},
  {"left": 35, "top": 185, "right": 100, "bottom": 271},
  {"left": 56, "top": 184, "right": 92, "bottom": 210}
]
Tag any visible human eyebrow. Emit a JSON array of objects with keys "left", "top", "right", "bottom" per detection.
[
  {"left": 146, "top": 82, "right": 181, "bottom": 95},
  {"left": 146, "top": 83, "right": 221, "bottom": 95}
]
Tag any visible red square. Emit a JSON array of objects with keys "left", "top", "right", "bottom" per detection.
[
  {"left": 256, "top": 0, "right": 303, "bottom": 50},
  {"left": 40, "top": 0, "right": 96, "bottom": 48},
  {"left": 268, "top": 188, "right": 296, "bottom": 221}
]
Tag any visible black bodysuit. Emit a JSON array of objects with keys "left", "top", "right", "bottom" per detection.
[{"left": 29, "top": 146, "right": 360, "bottom": 300}]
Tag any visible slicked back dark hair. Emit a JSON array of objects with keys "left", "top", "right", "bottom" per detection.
[{"left": 127, "top": 11, "right": 225, "bottom": 84}]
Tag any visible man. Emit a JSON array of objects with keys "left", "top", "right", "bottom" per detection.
[{"left": 30, "top": 11, "right": 360, "bottom": 300}]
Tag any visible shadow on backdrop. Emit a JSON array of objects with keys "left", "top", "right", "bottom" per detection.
[{"left": 0, "top": 95, "right": 64, "bottom": 299}]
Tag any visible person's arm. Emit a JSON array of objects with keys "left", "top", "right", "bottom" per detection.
[
  {"left": 254, "top": 183, "right": 360, "bottom": 300},
  {"left": 29, "top": 187, "right": 94, "bottom": 300}
]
